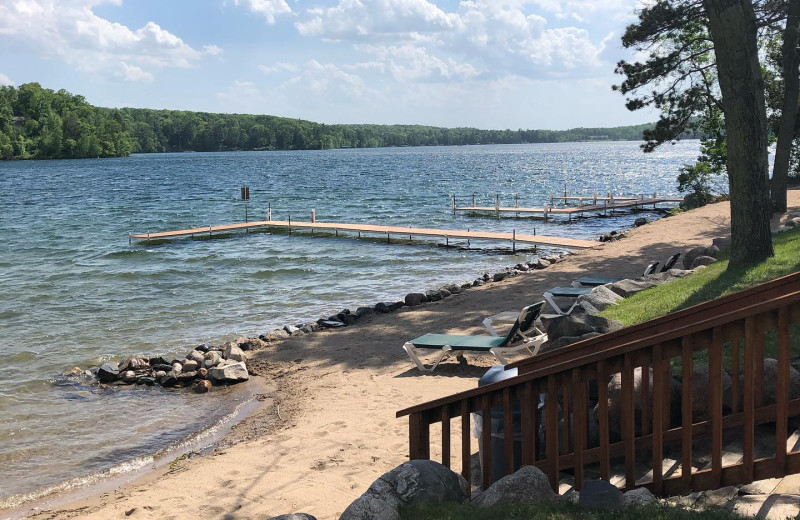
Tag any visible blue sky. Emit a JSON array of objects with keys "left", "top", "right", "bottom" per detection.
[{"left": 0, "top": 0, "right": 656, "bottom": 129}]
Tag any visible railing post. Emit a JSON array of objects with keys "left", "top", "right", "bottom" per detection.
[
  {"left": 546, "top": 375, "right": 559, "bottom": 491},
  {"left": 681, "top": 335, "right": 694, "bottom": 492},
  {"left": 652, "top": 344, "right": 665, "bottom": 495},
  {"left": 777, "top": 306, "right": 790, "bottom": 474},
  {"left": 710, "top": 327, "right": 723, "bottom": 488},
  {"left": 409, "top": 412, "right": 430, "bottom": 460},
  {"left": 743, "top": 316, "right": 756, "bottom": 483}
]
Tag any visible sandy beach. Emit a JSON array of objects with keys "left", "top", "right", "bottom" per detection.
[{"left": 16, "top": 190, "right": 800, "bottom": 520}]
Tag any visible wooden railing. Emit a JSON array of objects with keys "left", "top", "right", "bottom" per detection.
[{"left": 397, "top": 272, "right": 800, "bottom": 496}]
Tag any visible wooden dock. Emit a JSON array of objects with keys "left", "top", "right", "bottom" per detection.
[
  {"left": 454, "top": 195, "right": 683, "bottom": 220},
  {"left": 129, "top": 219, "right": 597, "bottom": 250}
]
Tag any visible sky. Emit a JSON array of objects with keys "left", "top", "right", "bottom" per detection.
[{"left": 0, "top": 0, "right": 656, "bottom": 130}]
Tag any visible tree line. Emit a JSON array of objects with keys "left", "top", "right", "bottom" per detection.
[{"left": 0, "top": 83, "right": 662, "bottom": 161}]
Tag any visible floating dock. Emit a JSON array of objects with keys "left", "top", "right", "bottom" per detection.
[
  {"left": 453, "top": 192, "right": 683, "bottom": 220},
  {"left": 129, "top": 218, "right": 597, "bottom": 251}
]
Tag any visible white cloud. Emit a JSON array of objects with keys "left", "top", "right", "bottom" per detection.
[
  {"left": 259, "top": 62, "right": 299, "bottom": 74},
  {"left": 357, "top": 44, "right": 478, "bottom": 81},
  {"left": 117, "top": 62, "right": 153, "bottom": 83},
  {"left": 233, "top": 0, "right": 292, "bottom": 24},
  {"left": 0, "top": 0, "right": 220, "bottom": 79},
  {"left": 0, "top": 73, "right": 13, "bottom": 86}
]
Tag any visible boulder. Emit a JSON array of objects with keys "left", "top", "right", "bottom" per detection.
[
  {"left": 473, "top": 466, "right": 557, "bottom": 507},
  {"left": 176, "top": 371, "right": 198, "bottom": 384},
  {"left": 355, "top": 307, "right": 375, "bottom": 317},
  {"left": 473, "top": 279, "right": 485, "bottom": 286},
  {"left": 609, "top": 368, "right": 681, "bottom": 434},
  {"left": 690, "top": 365, "right": 732, "bottom": 421},
  {"left": 545, "top": 312, "right": 622, "bottom": 344},
  {"left": 208, "top": 361, "right": 249, "bottom": 384},
  {"left": 634, "top": 217, "right": 648, "bottom": 227},
  {"left": 203, "top": 351, "right": 222, "bottom": 369},
  {"left": 390, "top": 301, "right": 405, "bottom": 311},
  {"left": 439, "top": 288, "right": 452, "bottom": 298},
  {"left": 373, "top": 302, "right": 392, "bottom": 314},
  {"left": 746, "top": 358, "right": 800, "bottom": 405},
  {"left": 262, "top": 329, "right": 290, "bottom": 341},
  {"left": 534, "top": 258, "right": 550, "bottom": 269},
  {"left": 575, "top": 285, "right": 623, "bottom": 312},
  {"left": 690, "top": 255, "right": 717, "bottom": 269},
  {"left": 540, "top": 332, "right": 602, "bottom": 354},
  {"left": 578, "top": 479, "right": 623, "bottom": 510},
  {"left": 193, "top": 380, "right": 211, "bottom": 393},
  {"left": 159, "top": 371, "right": 178, "bottom": 387},
  {"left": 186, "top": 350, "right": 205, "bottom": 365},
  {"left": 236, "top": 337, "right": 267, "bottom": 350},
  {"left": 712, "top": 237, "right": 731, "bottom": 250},
  {"left": 122, "top": 370, "right": 137, "bottom": 383},
  {"left": 516, "top": 263, "right": 529, "bottom": 272},
  {"left": 224, "top": 344, "right": 246, "bottom": 362},
  {"left": 62, "top": 367, "right": 83, "bottom": 377},
  {"left": 318, "top": 319, "right": 345, "bottom": 328},
  {"left": 493, "top": 272, "right": 508, "bottom": 282},
  {"left": 195, "top": 343, "right": 212, "bottom": 352},
  {"left": 338, "top": 460, "right": 468, "bottom": 520},
  {"left": 151, "top": 363, "right": 173, "bottom": 373},
  {"left": 268, "top": 515, "right": 317, "bottom": 520},
  {"left": 607, "top": 279, "right": 657, "bottom": 298},
  {"left": 284, "top": 325, "right": 301, "bottom": 335},
  {"left": 447, "top": 284, "right": 462, "bottom": 294},
  {"left": 97, "top": 362, "right": 120, "bottom": 383},
  {"left": 405, "top": 293, "right": 428, "bottom": 307},
  {"left": 149, "top": 356, "right": 171, "bottom": 367},
  {"left": 182, "top": 360, "right": 199, "bottom": 372},
  {"left": 118, "top": 355, "right": 150, "bottom": 372},
  {"left": 137, "top": 377, "right": 156, "bottom": 386},
  {"left": 623, "top": 488, "right": 657, "bottom": 506},
  {"left": 425, "top": 290, "right": 443, "bottom": 302},
  {"left": 172, "top": 362, "right": 182, "bottom": 374},
  {"left": 684, "top": 247, "right": 716, "bottom": 269},
  {"left": 300, "top": 324, "right": 317, "bottom": 334}
]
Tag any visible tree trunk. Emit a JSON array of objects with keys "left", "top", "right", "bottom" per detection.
[
  {"left": 771, "top": 0, "right": 800, "bottom": 213},
  {"left": 704, "top": 0, "right": 774, "bottom": 266}
]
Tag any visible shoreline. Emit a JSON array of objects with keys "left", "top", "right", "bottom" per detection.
[{"left": 10, "top": 194, "right": 797, "bottom": 520}]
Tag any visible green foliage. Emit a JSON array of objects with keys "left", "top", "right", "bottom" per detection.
[
  {"left": 676, "top": 107, "right": 727, "bottom": 207},
  {"left": 400, "top": 501, "right": 749, "bottom": 520},
  {"left": 0, "top": 83, "right": 657, "bottom": 161},
  {"left": 601, "top": 227, "right": 800, "bottom": 326}
]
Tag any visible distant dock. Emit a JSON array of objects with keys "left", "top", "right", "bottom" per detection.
[
  {"left": 129, "top": 218, "right": 597, "bottom": 251},
  {"left": 452, "top": 191, "right": 683, "bottom": 220}
]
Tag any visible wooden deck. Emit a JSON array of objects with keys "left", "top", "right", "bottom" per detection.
[{"left": 129, "top": 219, "right": 598, "bottom": 249}]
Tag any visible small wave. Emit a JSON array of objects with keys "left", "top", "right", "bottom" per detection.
[
  {"left": 100, "top": 249, "right": 157, "bottom": 259},
  {"left": 252, "top": 267, "right": 313, "bottom": 279}
]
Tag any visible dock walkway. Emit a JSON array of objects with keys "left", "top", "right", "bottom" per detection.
[
  {"left": 129, "top": 219, "right": 597, "bottom": 250},
  {"left": 454, "top": 196, "right": 683, "bottom": 219}
]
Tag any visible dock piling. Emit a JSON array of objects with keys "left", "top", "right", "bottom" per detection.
[
  {"left": 268, "top": 202, "right": 272, "bottom": 221},
  {"left": 512, "top": 228, "right": 516, "bottom": 253},
  {"left": 288, "top": 216, "right": 291, "bottom": 235}
]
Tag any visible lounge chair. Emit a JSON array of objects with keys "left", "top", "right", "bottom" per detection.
[
  {"left": 403, "top": 302, "right": 547, "bottom": 373},
  {"left": 572, "top": 257, "right": 671, "bottom": 288},
  {"left": 543, "top": 287, "right": 592, "bottom": 315}
]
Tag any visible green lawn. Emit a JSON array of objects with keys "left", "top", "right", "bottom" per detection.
[
  {"left": 400, "top": 501, "right": 754, "bottom": 520},
  {"left": 600, "top": 227, "right": 800, "bottom": 327}
]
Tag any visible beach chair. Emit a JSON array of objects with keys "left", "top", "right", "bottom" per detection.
[
  {"left": 572, "top": 260, "right": 662, "bottom": 287},
  {"left": 543, "top": 286, "right": 592, "bottom": 315},
  {"left": 403, "top": 302, "right": 547, "bottom": 373}
]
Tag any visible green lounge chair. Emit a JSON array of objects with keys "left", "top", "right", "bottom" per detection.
[{"left": 403, "top": 302, "right": 547, "bottom": 373}]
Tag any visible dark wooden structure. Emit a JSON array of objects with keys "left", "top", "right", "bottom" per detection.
[{"left": 397, "top": 272, "right": 800, "bottom": 495}]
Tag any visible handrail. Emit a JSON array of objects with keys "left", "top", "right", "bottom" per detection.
[
  {"left": 398, "top": 271, "right": 800, "bottom": 498},
  {"left": 397, "top": 286, "right": 800, "bottom": 418}
]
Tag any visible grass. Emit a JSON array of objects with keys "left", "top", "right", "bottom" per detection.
[
  {"left": 600, "top": 227, "right": 800, "bottom": 327},
  {"left": 399, "top": 502, "right": 754, "bottom": 520}
]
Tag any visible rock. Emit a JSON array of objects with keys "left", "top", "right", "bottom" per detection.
[
  {"left": 690, "top": 365, "right": 733, "bottom": 421},
  {"left": 748, "top": 358, "right": 800, "bottom": 405},
  {"left": 711, "top": 236, "right": 731, "bottom": 250},
  {"left": 534, "top": 258, "right": 550, "bottom": 269},
  {"left": 186, "top": 350, "right": 205, "bottom": 365},
  {"left": 149, "top": 356, "right": 171, "bottom": 366},
  {"left": 318, "top": 319, "right": 345, "bottom": 328},
  {"left": 575, "top": 285, "right": 623, "bottom": 312},
  {"left": 172, "top": 362, "right": 182, "bottom": 374},
  {"left": 578, "top": 479, "right": 623, "bottom": 510},
  {"left": 182, "top": 360, "right": 199, "bottom": 372},
  {"left": 460, "top": 282, "right": 472, "bottom": 290},
  {"left": 425, "top": 290, "right": 443, "bottom": 302},
  {"left": 300, "top": 324, "right": 317, "bottom": 334},
  {"left": 151, "top": 363, "right": 173, "bottom": 373},
  {"left": 198, "top": 368, "right": 208, "bottom": 378},
  {"left": 607, "top": 279, "right": 657, "bottom": 298},
  {"left": 371, "top": 302, "right": 388, "bottom": 314},
  {"left": 159, "top": 371, "right": 178, "bottom": 387},
  {"left": 176, "top": 371, "right": 198, "bottom": 384},
  {"left": 493, "top": 272, "right": 507, "bottom": 282},
  {"left": 195, "top": 343, "right": 212, "bottom": 352},
  {"left": 262, "top": 329, "right": 291, "bottom": 341},
  {"left": 203, "top": 351, "right": 222, "bottom": 369},
  {"left": 690, "top": 255, "right": 717, "bottom": 269},
  {"left": 137, "top": 377, "right": 156, "bottom": 386},
  {"left": 405, "top": 292, "right": 428, "bottom": 306},
  {"left": 473, "top": 466, "right": 557, "bottom": 507},
  {"left": 684, "top": 246, "right": 716, "bottom": 269},
  {"left": 483, "top": 273, "right": 491, "bottom": 281},
  {"left": 97, "top": 362, "right": 120, "bottom": 383},
  {"left": 338, "top": 460, "right": 468, "bottom": 520},
  {"left": 154, "top": 370, "right": 166, "bottom": 379},
  {"left": 224, "top": 344, "right": 246, "bottom": 362},
  {"left": 122, "top": 370, "right": 137, "bottom": 383},
  {"left": 516, "top": 263, "right": 529, "bottom": 272},
  {"left": 564, "top": 490, "right": 580, "bottom": 503},
  {"left": 623, "top": 488, "right": 656, "bottom": 506},
  {"left": 237, "top": 337, "right": 267, "bottom": 350},
  {"left": 540, "top": 332, "right": 602, "bottom": 353},
  {"left": 208, "top": 361, "right": 249, "bottom": 384},
  {"left": 267, "top": 514, "right": 317, "bottom": 520},
  {"left": 118, "top": 355, "right": 149, "bottom": 372},
  {"left": 634, "top": 217, "right": 647, "bottom": 227},
  {"left": 473, "top": 279, "right": 485, "bottom": 286},
  {"left": 447, "top": 284, "right": 462, "bottom": 294},
  {"left": 284, "top": 325, "right": 300, "bottom": 335},
  {"left": 63, "top": 367, "right": 83, "bottom": 377},
  {"left": 390, "top": 301, "right": 405, "bottom": 311},
  {"left": 193, "top": 380, "right": 211, "bottom": 393},
  {"left": 545, "top": 311, "right": 623, "bottom": 345},
  {"left": 355, "top": 307, "right": 374, "bottom": 317},
  {"left": 439, "top": 288, "right": 452, "bottom": 298}
]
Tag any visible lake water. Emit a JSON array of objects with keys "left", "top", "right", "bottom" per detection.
[{"left": 0, "top": 140, "right": 701, "bottom": 509}]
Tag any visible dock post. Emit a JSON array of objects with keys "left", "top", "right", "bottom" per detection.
[
  {"left": 495, "top": 194, "right": 500, "bottom": 218},
  {"left": 515, "top": 193, "right": 520, "bottom": 218},
  {"left": 550, "top": 192, "right": 554, "bottom": 205},
  {"left": 564, "top": 183, "right": 567, "bottom": 198},
  {"left": 472, "top": 193, "right": 476, "bottom": 207},
  {"left": 593, "top": 191, "right": 597, "bottom": 204},
  {"left": 452, "top": 194, "right": 456, "bottom": 216},
  {"left": 311, "top": 209, "right": 316, "bottom": 223},
  {"left": 446, "top": 236, "right": 449, "bottom": 247},
  {"left": 288, "top": 216, "right": 291, "bottom": 235},
  {"left": 335, "top": 229, "right": 338, "bottom": 237},
  {"left": 129, "top": 234, "right": 131, "bottom": 246},
  {"left": 268, "top": 202, "right": 272, "bottom": 221},
  {"left": 467, "top": 228, "right": 470, "bottom": 248},
  {"left": 387, "top": 232, "right": 390, "bottom": 244},
  {"left": 512, "top": 229, "right": 516, "bottom": 253}
]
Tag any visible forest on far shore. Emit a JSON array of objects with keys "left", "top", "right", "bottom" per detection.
[{"left": 0, "top": 82, "right": 674, "bottom": 160}]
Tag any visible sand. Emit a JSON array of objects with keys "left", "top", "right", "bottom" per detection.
[{"left": 15, "top": 190, "right": 800, "bottom": 520}]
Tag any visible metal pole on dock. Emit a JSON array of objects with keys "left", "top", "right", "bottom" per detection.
[
  {"left": 288, "top": 216, "right": 291, "bottom": 235},
  {"left": 268, "top": 202, "right": 272, "bottom": 221},
  {"left": 550, "top": 192, "right": 554, "bottom": 205},
  {"left": 472, "top": 193, "right": 476, "bottom": 207},
  {"left": 515, "top": 193, "right": 520, "bottom": 218},
  {"left": 512, "top": 228, "right": 516, "bottom": 253},
  {"left": 495, "top": 194, "right": 500, "bottom": 218},
  {"left": 452, "top": 194, "right": 456, "bottom": 216}
]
